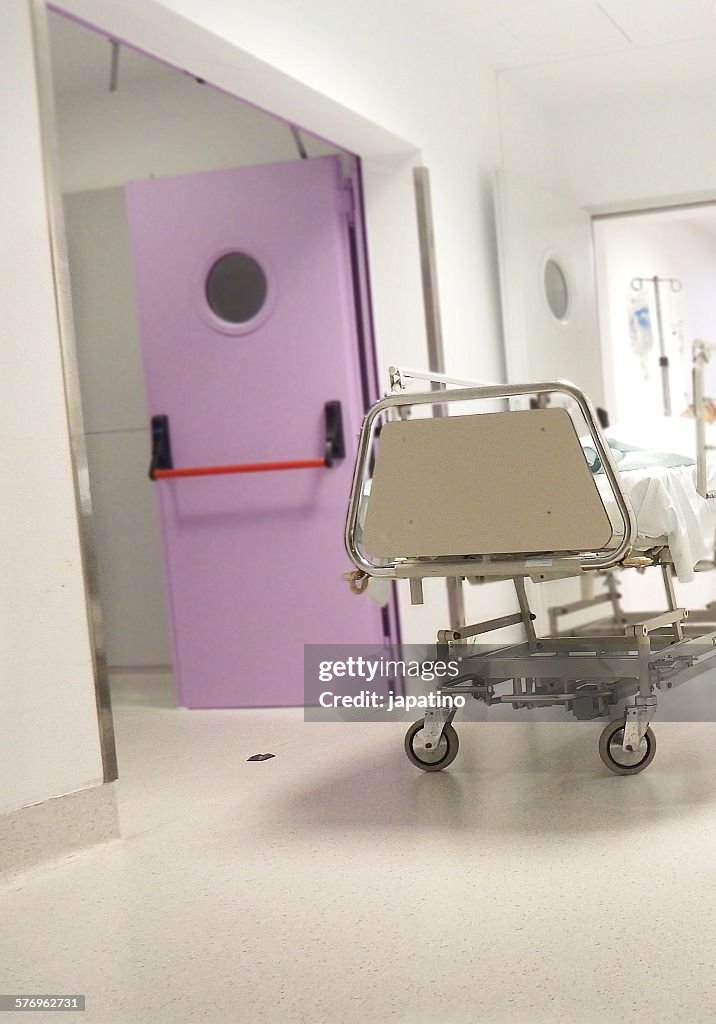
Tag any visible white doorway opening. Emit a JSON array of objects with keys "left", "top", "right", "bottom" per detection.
[{"left": 46, "top": 9, "right": 395, "bottom": 704}]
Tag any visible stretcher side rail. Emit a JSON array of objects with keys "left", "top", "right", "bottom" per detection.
[{"left": 345, "top": 380, "right": 638, "bottom": 583}]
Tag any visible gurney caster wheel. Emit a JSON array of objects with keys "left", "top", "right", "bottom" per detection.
[
  {"left": 599, "top": 720, "right": 656, "bottom": 776},
  {"left": 404, "top": 719, "right": 459, "bottom": 772}
]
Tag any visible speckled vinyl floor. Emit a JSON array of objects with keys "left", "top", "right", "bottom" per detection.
[{"left": 3, "top": 673, "right": 716, "bottom": 1023}]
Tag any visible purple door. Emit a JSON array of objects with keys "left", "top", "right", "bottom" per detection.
[{"left": 125, "top": 156, "right": 386, "bottom": 708}]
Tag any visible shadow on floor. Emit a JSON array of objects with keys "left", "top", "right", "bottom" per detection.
[
  {"left": 268, "top": 720, "right": 716, "bottom": 840},
  {"left": 110, "top": 670, "right": 177, "bottom": 709}
]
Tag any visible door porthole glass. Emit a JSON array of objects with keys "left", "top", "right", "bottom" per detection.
[
  {"left": 544, "top": 258, "right": 570, "bottom": 321},
  {"left": 205, "top": 252, "right": 268, "bottom": 325}
]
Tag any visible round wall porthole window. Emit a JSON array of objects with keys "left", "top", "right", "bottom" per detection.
[
  {"left": 543, "top": 258, "right": 570, "bottom": 321},
  {"left": 205, "top": 252, "right": 268, "bottom": 325}
]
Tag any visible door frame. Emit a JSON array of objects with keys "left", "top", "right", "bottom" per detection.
[
  {"left": 29, "top": 0, "right": 119, "bottom": 780},
  {"left": 31, "top": 0, "right": 415, "bottom": 769}
]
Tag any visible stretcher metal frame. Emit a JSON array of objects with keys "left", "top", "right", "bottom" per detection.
[{"left": 345, "top": 377, "right": 716, "bottom": 775}]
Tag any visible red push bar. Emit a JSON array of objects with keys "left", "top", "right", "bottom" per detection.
[
  {"left": 152, "top": 457, "right": 326, "bottom": 479},
  {"left": 149, "top": 403, "right": 345, "bottom": 480}
]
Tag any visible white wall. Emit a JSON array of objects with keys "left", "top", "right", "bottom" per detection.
[
  {"left": 555, "top": 94, "right": 716, "bottom": 213},
  {"left": 54, "top": 0, "right": 513, "bottom": 641},
  {"left": 498, "top": 52, "right": 716, "bottom": 216},
  {"left": 498, "top": 78, "right": 568, "bottom": 198},
  {"left": 0, "top": 0, "right": 104, "bottom": 814}
]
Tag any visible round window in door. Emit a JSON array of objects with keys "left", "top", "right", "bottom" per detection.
[
  {"left": 205, "top": 251, "right": 268, "bottom": 326},
  {"left": 543, "top": 258, "right": 570, "bottom": 322}
]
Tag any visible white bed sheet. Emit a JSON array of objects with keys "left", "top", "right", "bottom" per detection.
[
  {"left": 585, "top": 415, "right": 716, "bottom": 582},
  {"left": 595, "top": 463, "right": 716, "bottom": 582}
]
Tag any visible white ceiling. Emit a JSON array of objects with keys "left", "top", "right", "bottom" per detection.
[
  {"left": 414, "top": 0, "right": 716, "bottom": 67},
  {"left": 414, "top": 0, "right": 716, "bottom": 110},
  {"left": 506, "top": 36, "right": 716, "bottom": 111}
]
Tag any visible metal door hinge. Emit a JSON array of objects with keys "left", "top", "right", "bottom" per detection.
[{"left": 340, "top": 179, "right": 356, "bottom": 226}]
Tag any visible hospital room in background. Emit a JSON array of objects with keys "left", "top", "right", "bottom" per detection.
[{"left": 126, "top": 156, "right": 389, "bottom": 708}]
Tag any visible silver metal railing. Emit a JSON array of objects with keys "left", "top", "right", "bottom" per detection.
[{"left": 345, "top": 379, "right": 638, "bottom": 581}]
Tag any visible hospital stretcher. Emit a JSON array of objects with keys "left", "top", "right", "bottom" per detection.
[{"left": 344, "top": 373, "right": 716, "bottom": 776}]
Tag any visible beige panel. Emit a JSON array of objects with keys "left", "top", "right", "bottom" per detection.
[{"left": 363, "top": 408, "right": 613, "bottom": 558}]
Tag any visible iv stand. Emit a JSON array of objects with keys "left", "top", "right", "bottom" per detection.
[{"left": 630, "top": 275, "right": 682, "bottom": 416}]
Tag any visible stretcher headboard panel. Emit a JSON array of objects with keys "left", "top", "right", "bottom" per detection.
[{"left": 362, "top": 408, "right": 613, "bottom": 558}]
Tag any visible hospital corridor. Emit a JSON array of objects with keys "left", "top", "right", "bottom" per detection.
[
  {"left": 4, "top": 1, "right": 716, "bottom": 1022},
  {"left": 5, "top": 677, "right": 716, "bottom": 1022}
]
